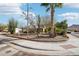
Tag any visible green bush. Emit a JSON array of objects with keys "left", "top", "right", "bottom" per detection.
[
  {"left": 0, "top": 24, "right": 7, "bottom": 31},
  {"left": 43, "top": 27, "right": 51, "bottom": 33},
  {"left": 47, "top": 27, "right": 51, "bottom": 32},
  {"left": 55, "top": 20, "right": 68, "bottom": 35},
  {"left": 56, "top": 28, "right": 62, "bottom": 33}
]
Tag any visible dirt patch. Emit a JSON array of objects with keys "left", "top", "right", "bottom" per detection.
[
  {"left": 60, "top": 44, "right": 77, "bottom": 49},
  {"left": 2, "top": 33, "right": 69, "bottom": 42}
]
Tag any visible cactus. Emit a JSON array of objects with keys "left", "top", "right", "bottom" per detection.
[{"left": 8, "top": 18, "right": 18, "bottom": 34}]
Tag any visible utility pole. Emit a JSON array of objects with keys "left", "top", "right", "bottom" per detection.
[
  {"left": 26, "top": 3, "right": 29, "bottom": 38},
  {"left": 27, "top": 3, "right": 29, "bottom": 34},
  {"left": 22, "top": 4, "right": 30, "bottom": 38}
]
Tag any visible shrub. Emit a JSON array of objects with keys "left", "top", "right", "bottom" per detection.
[
  {"left": 0, "top": 24, "right": 7, "bottom": 32},
  {"left": 55, "top": 20, "right": 68, "bottom": 35}
]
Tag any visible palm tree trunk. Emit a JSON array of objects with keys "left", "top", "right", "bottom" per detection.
[{"left": 49, "top": 4, "right": 56, "bottom": 38}]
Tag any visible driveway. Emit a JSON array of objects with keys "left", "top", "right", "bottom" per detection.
[
  {"left": 0, "top": 35, "right": 33, "bottom": 56},
  {"left": 0, "top": 34, "right": 79, "bottom": 55},
  {"left": 9, "top": 34, "right": 79, "bottom": 56}
]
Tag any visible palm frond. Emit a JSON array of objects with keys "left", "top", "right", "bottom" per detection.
[
  {"left": 41, "top": 3, "right": 49, "bottom": 7},
  {"left": 46, "top": 7, "right": 50, "bottom": 12},
  {"left": 55, "top": 3, "right": 63, "bottom": 8}
]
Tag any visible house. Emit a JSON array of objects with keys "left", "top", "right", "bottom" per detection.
[
  {"left": 68, "top": 25, "right": 79, "bottom": 32},
  {"left": 15, "top": 28, "right": 22, "bottom": 34}
]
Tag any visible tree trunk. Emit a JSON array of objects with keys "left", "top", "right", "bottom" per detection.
[{"left": 49, "top": 4, "right": 56, "bottom": 38}]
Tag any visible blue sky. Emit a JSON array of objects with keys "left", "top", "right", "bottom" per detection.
[{"left": 0, "top": 3, "right": 79, "bottom": 26}]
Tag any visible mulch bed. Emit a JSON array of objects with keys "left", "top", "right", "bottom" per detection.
[{"left": 2, "top": 33, "right": 69, "bottom": 42}]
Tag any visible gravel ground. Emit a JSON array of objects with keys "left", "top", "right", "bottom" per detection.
[{"left": 3, "top": 34, "right": 69, "bottom": 42}]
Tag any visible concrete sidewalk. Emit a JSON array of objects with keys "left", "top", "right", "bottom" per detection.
[{"left": 9, "top": 34, "right": 79, "bottom": 55}]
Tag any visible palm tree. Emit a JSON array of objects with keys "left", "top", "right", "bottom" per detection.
[{"left": 41, "top": 3, "right": 62, "bottom": 38}]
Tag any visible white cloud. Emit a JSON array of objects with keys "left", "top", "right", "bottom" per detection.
[
  {"left": 25, "top": 12, "right": 36, "bottom": 17},
  {"left": 59, "top": 12, "right": 79, "bottom": 20},
  {"left": 0, "top": 3, "right": 22, "bottom": 15},
  {"left": 21, "top": 11, "right": 37, "bottom": 25},
  {"left": 22, "top": 11, "right": 36, "bottom": 20},
  {"left": 0, "top": 3, "right": 36, "bottom": 19},
  {"left": 64, "top": 3, "right": 79, "bottom": 8}
]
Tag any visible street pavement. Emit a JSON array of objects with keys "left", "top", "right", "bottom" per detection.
[{"left": 0, "top": 34, "right": 79, "bottom": 55}]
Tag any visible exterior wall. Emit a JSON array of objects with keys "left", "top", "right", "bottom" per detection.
[{"left": 15, "top": 28, "right": 22, "bottom": 34}]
